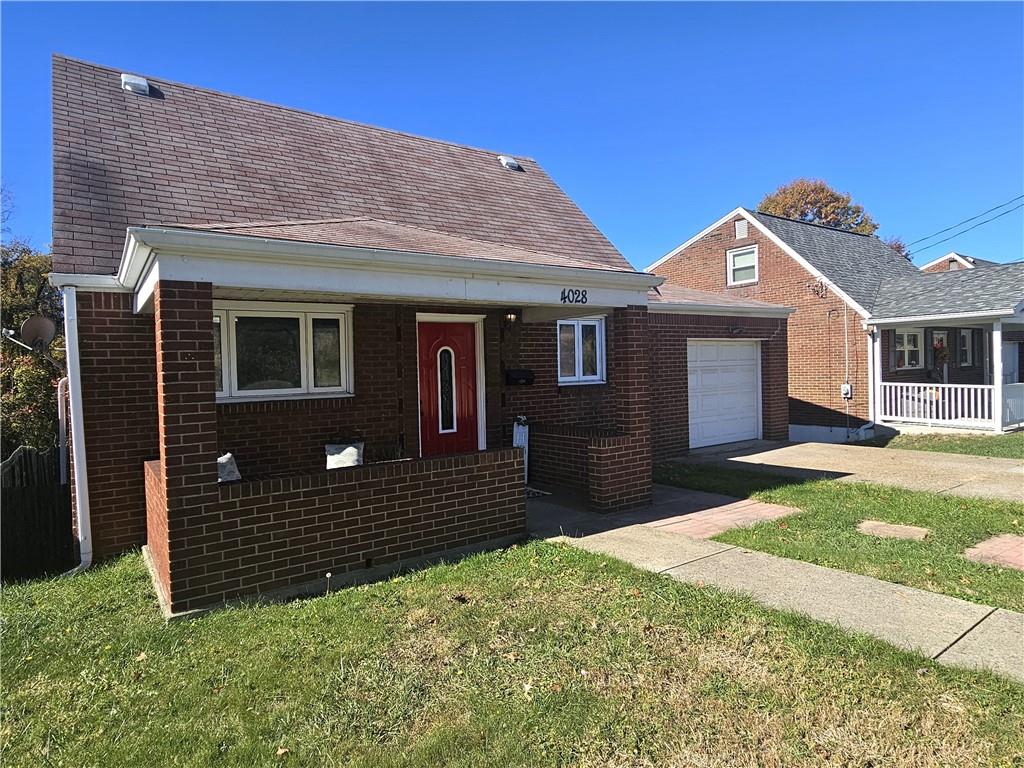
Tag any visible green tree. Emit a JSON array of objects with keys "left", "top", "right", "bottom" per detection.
[
  {"left": 758, "top": 178, "right": 880, "bottom": 235},
  {"left": 1, "top": 240, "right": 64, "bottom": 458}
]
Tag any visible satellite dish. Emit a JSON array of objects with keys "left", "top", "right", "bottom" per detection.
[{"left": 20, "top": 315, "right": 57, "bottom": 349}]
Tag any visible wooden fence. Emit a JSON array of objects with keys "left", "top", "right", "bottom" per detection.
[{"left": 1, "top": 446, "right": 74, "bottom": 580}]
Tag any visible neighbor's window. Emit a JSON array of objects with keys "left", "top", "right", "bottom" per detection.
[
  {"left": 557, "top": 317, "right": 605, "bottom": 385},
  {"left": 213, "top": 302, "right": 352, "bottom": 400},
  {"left": 727, "top": 245, "right": 758, "bottom": 286},
  {"left": 893, "top": 328, "right": 923, "bottom": 370},
  {"left": 959, "top": 329, "right": 974, "bottom": 366}
]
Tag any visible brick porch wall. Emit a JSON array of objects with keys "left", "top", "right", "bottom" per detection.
[
  {"left": 146, "top": 449, "right": 525, "bottom": 613},
  {"left": 648, "top": 313, "right": 789, "bottom": 461}
]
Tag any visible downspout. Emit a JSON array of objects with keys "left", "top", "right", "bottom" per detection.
[
  {"left": 61, "top": 286, "right": 93, "bottom": 574},
  {"left": 57, "top": 377, "right": 68, "bottom": 484}
]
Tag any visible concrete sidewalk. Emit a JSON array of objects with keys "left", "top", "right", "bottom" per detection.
[
  {"left": 566, "top": 524, "right": 1024, "bottom": 683},
  {"left": 678, "top": 440, "right": 1024, "bottom": 503}
]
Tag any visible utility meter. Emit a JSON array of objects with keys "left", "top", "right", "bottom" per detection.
[{"left": 841, "top": 382, "right": 853, "bottom": 400}]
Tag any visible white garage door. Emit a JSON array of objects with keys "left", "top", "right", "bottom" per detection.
[{"left": 687, "top": 340, "right": 761, "bottom": 449}]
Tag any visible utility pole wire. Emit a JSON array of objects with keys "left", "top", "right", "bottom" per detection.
[
  {"left": 909, "top": 202, "right": 1024, "bottom": 255},
  {"left": 906, "top": 194, "right": 1024, "bottom": 246}
]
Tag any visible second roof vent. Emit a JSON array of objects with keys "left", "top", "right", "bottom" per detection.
[
  {"left": 121, "top": 73, "right": 150, "bottom": 96},
  {"left": 498, "top": 155, "right": 522, "bottom": 172}
]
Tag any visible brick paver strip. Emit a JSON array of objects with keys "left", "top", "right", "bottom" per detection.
[
  {"left": 964, "top": 534, "right": 1024, "bottom": 571},
  {"left": 857, "top": 520, "right": 930, "bottom": 541}
]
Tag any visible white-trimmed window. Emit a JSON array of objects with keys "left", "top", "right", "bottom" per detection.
[
  {"left": 557, "top": 317, "right": 606, "bottom": 385},
  {"left": 959, "top": 329, "right": 974, "bottom": 366},
  {"left": 213, "top": 301, "right": 353, "bottom": 401},
  {"left": 727, "top": 245, "right": 758, "bottom": 286},
  {"left": 893, "top": 328, "right": 923, "bottom": 370}
]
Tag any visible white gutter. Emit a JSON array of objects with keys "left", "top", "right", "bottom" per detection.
[
  {"left": 867, "top": 309, "right": 1020, "bottom": 325},
  {"left": 48, "top": 273, "right": 125, "bottom": 292},
  {"left": 60, "top": 286, "right": 93, "bottom": 574},
  {"left": 118, "top": 227, "right": 665, "bottom": 293}
]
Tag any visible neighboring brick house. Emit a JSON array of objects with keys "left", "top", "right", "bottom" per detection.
[
  {"left": 48, "top": 56, "right": 791, "bottom": 615},
  {"left": 919, "top": 251, "right": 998, "bottom": 273},
  {"left": 650, "top": 208, "right": 1024, "bottom": 442}
]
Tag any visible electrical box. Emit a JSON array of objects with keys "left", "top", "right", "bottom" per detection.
[
  {"left": 841, "top": 382, "right": 853, "bottom": 400},
  {"left": 505, "top": 369, "right": 535, "bottom": 385}
]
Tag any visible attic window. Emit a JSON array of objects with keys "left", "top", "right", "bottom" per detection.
[
  {"left": 498, "top": 155, "right": 522, "bottom": 172},
  {"left": 735, "top": 220, "right": 749, "bottom": 239}
]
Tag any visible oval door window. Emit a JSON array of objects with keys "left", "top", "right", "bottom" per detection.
[{"left": 438, "top": 347, "right": 456, "bottom": 433}]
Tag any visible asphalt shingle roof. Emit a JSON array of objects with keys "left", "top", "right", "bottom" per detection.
[
  {"left": 52, "top": 55, "right": 630, "bottom": 275},
  {"left": 871, "top": 262, "right": 1024, "bottom": 319},
  {"left": 748, "top": 211, "right": 1022, "bottom": 319},
  {"left": 163, "top": 217, "right": 626, "bottom": 272},
  {"left": 748, "top": 211, "right": 920, "bottom": 312},
  {"left": 648, "top": 284, "right": 789, "bottom": 312}
]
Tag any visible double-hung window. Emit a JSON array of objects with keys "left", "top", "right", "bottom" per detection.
[
  {"left": 213, "top": 301, "right": 353, "bottom": 400},
  {"left": 959, "top": 329, "right": 974, "bottom": 366},
  {"left": 557, "top": 317, "right": 606, "bottom": 385},
  {"left": 893, "top": 328, "right": 923, "bottom": 370},
  {"left": 727, "top": 245, "right": 758, "bottom": 286}
]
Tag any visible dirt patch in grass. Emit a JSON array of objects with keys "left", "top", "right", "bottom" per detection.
[{"left": 3, "top": 543, "right": 1023, "bottom": 767}]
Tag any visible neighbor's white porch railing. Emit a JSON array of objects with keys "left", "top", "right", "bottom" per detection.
[
  {"left": 878, "top": 383, "right": 995, "bottom": 428},
  {"left": 1004, "top": 383, "right": 1024, "bottom": 430}
]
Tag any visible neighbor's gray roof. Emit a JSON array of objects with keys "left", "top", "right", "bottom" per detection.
[
  {"left": 748, "top": 211, "right": 919, "bottom": 311},
  {"left": 870, "top": 262, "right": 1024, "bottom": 319}
]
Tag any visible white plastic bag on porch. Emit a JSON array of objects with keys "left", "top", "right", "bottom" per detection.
[
  {"left": 326, "top": 442, "right": 364, "bottom": 470},
  {"left": 512, "top": 416, "right": 529, "bottom": 484},
  {"left": 217, "top": 453, "right": 241, "bottom": 483}
]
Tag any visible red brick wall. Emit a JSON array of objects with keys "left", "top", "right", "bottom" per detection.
[
  {"left": 648, "top": 313, "right": 789, "bottom": 460},
  {"left": 144, "top": 461, "right": 168, "bottom": 595},
  {"left": 75, "top": 291, "right": 158, "bottom": 559},
  {"left": 921, "top": 259, "right": 959, "bottom": 273},
  {"left": 653, "top": 216, "right": 870, "bottom": 427},
  {"left": 147, "top": 448, "right": 525, "bottom": 613},
  {"left": 880, "top": 328, "right": 987, "bottom": 385}
]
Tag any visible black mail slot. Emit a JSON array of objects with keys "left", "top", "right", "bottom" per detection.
[{"left": 505, "top": 368, "right": 535, "bottom": 385}]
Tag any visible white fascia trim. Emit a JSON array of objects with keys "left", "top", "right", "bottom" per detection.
[
  {"left": 121, "top": 227, "right": 664, "bottom": 293},
  {"left": 48, "top": 273, "right": 128, "bottom": 292},
  {"left": 648, "top": 207, "right": 871, "bottom": 319},
  {"left": 918, "top": 252, "right": 975, "bottom": 271},
  {"left": 867, "top": 309, "right": 1020, "bottom": 326},
  {"left": 648, "top": 302, "right": 794, "bottom": 318}
]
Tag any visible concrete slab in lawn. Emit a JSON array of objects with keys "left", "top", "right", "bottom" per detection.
[
  {"left": 857, "top": 520, "right": 930, "bottom": 541},
  {"left": 936, "top": 609, "right": 1024, "bottom": 680},
  {"left": 663, "top": 547, "right": 994, "bottom": 661},
  {"left": 570, "top": 525, "right": 734, "bottom": 573},
  {"left": 964, "top": 534, "right": 1024, "bottom": 571}
]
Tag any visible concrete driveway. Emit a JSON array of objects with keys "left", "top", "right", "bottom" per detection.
[{"left": 679, "top": 440, "right": 1024, "bottom": 503}]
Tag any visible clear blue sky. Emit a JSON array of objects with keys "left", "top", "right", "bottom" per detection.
[{"left": 3, "top": 2, "right": 1022, "bottom": 269}]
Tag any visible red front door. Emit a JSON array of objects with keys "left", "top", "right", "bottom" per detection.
[{"left": 418, "top": 322, "right": 479, "bottom": 457}]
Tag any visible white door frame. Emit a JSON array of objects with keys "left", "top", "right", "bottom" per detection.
[
  {"left": 687, "top": 339, "right": 763, "bottom": 448},
  {"left": 415, "top": 313, "right": 487, "bottom": 456}
]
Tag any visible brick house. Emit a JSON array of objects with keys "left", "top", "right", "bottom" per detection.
[
  {"left": 919, "top": 251, "right": 998, "bottom": 273},
  {"left": 48, "top": 57, "right": 791, "bottom": 615},
  {"left": 650, "top": 208, "right": 1024, "bottom": 442}
]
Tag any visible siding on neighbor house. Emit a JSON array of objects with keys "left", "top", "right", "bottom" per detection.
[{"left": 652, "top": 216, "right": 869, "bottom": 428}]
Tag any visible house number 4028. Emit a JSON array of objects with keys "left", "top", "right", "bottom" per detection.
[{"left": 560, "top": 288, "right": 588, "bottom": 304}]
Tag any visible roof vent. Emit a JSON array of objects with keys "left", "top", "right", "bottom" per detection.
[
  {"left": 498, "top": 155, "right": 522, "bottom": 172},
  {"left": 120, "top": 73, "right": 150, "bottom": 96}
]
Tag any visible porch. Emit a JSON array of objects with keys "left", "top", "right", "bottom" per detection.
[{"left": 870, "top": 318, "right": 1024, "bottom": 432}]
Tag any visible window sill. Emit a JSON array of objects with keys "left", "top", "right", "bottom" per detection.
[
  {"left": 727, "top": 280, "right": 758, "bottom": 288},
  {"left": 216, "top": 391, "right": 355, "bottom": 405},
  {"left": 557, "top": 379, "right": 607, "bottom": 387}
]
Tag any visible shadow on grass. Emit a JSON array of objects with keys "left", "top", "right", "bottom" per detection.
[{"left": 654, "top": 462, "right": 815, "bottom": 499}]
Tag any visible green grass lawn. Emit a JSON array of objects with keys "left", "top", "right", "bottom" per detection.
[
  {"left": 3, "top": 544, "right": 1022, "bottom": 767},
  {"left": 655, "top": 464, "right": 1024, "bottom": 611},
  {"left": 860, "top": 430, "right": 1024, "bottom": 459}
]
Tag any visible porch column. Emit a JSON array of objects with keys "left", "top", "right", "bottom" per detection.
[
  {"left": 870, "top": 327, "right": 883, "bottom": 423},
  {"left": 992, "top": 321, "right": 1004, "bottom": 432},
  {"left": 150, "top": 280, "right": 219, "bottom": 610}
]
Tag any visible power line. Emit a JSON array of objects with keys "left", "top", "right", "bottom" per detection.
[
  {"left": 906, "top": 194, "right": 1024, "bottom": 246},
  {"left": 909, "top": 202, "right": 1024, "bottom": 255}
]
